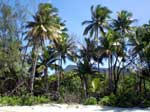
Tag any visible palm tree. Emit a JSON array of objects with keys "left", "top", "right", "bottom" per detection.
[
  {"left": 129, "top": 23, "right": 150, "bottom": 93},
  {"left": 80, "top": 38, "right": 97, "bottom": 62},
  {"left": 82, "top": 5, "right": 111, "bottom": 41},
  {"left": 52, "top": 33, "right": 76, "bottom": 91},
  {"left": 25, "top": 3, "right": 62, "bottom": 94},
  {"left": 76, "top": 38, "right": 97, "bottom": 97},
  {"left": 98, "top": 30, "right": 122, "bottom": 93},
  {"left": 38, "top": 46, "right": 60, "bottom": 93},
  {"left": 112, "top": 10, "right": 136, "bottom": 77},
  {"left": 113, "top": 10, "right": 135, "bottom": 33},
  {"left": 99, "top": 35, "right": 113, "bottom": 92}
]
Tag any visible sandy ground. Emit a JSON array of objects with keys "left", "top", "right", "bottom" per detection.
[{"left": 0, "top": 104, "right": 150, "bottom": 112}]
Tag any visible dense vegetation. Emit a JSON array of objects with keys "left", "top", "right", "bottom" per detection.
[{"left": 0, "top": 1, "right": 150, "bottom": 107}]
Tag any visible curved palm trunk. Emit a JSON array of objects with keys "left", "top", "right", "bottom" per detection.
[{"left": 30, "top": 45, "right": 38, "bottom": 95}]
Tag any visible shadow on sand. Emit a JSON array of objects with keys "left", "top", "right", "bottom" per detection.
[{"left": 94, "top": 106, "right": 150, "bottom": 112}]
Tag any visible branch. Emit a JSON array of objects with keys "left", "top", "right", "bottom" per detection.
[{"left": 8, "top": 81, "right": 26, "bottom": 96}]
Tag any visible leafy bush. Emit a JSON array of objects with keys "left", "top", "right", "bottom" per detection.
[
  {"left": 0, "top": 96, "right": 22, "bottom": 105},
  {"left": 98, "top": 94, "right": 116, "bottom": 106},
  {"left": 0, "top": 96, "right": 50, "bottom": 106},
  {"left": 84, "top": 97, "right": 97, "bottom": 105},
  {"left": 115, "top": 93, "right": 150, "bottom": 107},
  {"left": 98, "top": 92, "right": 150, "bottom": 107}
]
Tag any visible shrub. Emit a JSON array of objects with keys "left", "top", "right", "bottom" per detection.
[
  {"left": 0, "top": 96, "right": 50, "bottom": 106},
  {"left": 84, "top": 97, "right": 97, "bottom": 105},
  {"left": 98, "top": 92, "right": 150, "bottom": 108},
  {"left": 98, "top": 94, "right": 116, "bottom": 106}
]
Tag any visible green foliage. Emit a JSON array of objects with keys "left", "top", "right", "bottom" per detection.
[
  {"left": 0, "top": 96, "right": 50, "bottom": 106},
  {"left": 98, "top": 92, "right": 150, "bottom": 107},
  {"left": 58, "top": 71, "right": 82, "bottom": 103},
  {"left": 84, "top": 97, "right": 97, "bottom": 105},
  {"left": 0, "top": 0, "right": 150, "bottom": 108},
  {"left": 91, "top": 78, "right": 100, "bottom": 92},
  {"left": 98, "top": 94, "right": 116, "bottom": 106}
]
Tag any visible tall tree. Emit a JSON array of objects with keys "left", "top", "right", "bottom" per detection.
[
  {"left": 98, "top": 30, "right": 115, "bottom": 92},
  {"left": 26, "top": 3, "right": 62, "bottom": 94},
  {"left": 52, "top": 33, "right": 76, "bottom": 91},
  {"left": 129, "top": 23, "right": 150, "bottom": 93},
  {"left": 0, "top": 1, "right": 27, "bottom": 95},
  {"left": 76, "top": 38, "right": 97, "bottom": 97},
  {"left": 112, "top": 10, "right": 136, "bottom": 77},
  {"left": 82, "top": 5, "right": 111, "bottom": 41},
  {"left": 38, "top": 46, "right": 59, "bottom": 93}
]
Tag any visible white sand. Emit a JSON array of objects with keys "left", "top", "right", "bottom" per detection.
[{"left": 0, "top": 104, "right": 149, "bottom": 112}]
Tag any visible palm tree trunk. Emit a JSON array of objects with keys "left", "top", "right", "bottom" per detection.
[
  {"left": 30, "top": 45, "right": 38, "bottom": 95},
  {"left": 83, "top": 76, "right": 88, "bottom": 98},
  {"left": 143, "top": 79, "right": 146, "bottom": 95},
  {"left": 80, "top": 76, "right": 87, "bottom": 98},
  {"left": 139, "top": 76, "right": 142, "bottom": 94},
  {"left": 44, "top": 67, "right": 48, "bottom": 93},
  {"left": 108, "top": 55, "right": 112, "bottom": 92},
  {"left": 110, "top": 55, "right": 115, "bottom": 93},
  {"left": 57, "top": 69, "right": 60, "bottom": 92},
  {"left": 57, "top": 57, "right": 62, "bottom": 92},
  {"left": 95, "top": 28, "right": 98, "bottom": 43}
]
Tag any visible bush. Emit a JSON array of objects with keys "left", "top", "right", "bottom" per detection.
[
  {"left": 116, "top": 93, "right": 150, "bottom": 107},
  {"left": 98, "top": 92, "right": 150, "bottom": 108},
  {"left": 98, "top": 94, "right": 116, "bottom": 106},
  {"left": 84, "top": 97, "right": 97, "bottom": 105},
  {"left": 0, "top": 96, "right": 22, "bottom": 105},
  {"left": 0, "top": 96, "right": 50, "bottom": 106}
]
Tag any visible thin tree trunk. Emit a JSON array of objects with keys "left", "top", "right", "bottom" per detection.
[
  {"left": 44, "top": 67, "right": 48, "bottom": 93},
  {"left": 113, "top": 80, "right": 117, "bottom": 94},
  {"left": 57, "top": 57, "right": 62, "bottom": 92},
  {"left": 83, "top": 76, "right": 88, "bottom": 98},
  {"left": 79, "top": 75, "right": 88, "bottom": 98},
  {"left": 108, "top": 55, "right": 112, "bottom": 92},
  {"left": 57, "top": 69, "right": 60, "bottom": 92},
  {"left": 139, "top": 76, "right": 142, "bottom": 94},
  {"left": 95, "top": 28, "right": 98, "bottom": 43},
  {"left": 30, "top": 46, "right": 38, "bottom": 95},
  {"left": 143, "top": 79, "right": 146, "bottom": 95}
]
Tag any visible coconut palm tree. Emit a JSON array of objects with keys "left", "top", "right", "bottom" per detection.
[
  {"left": 80, "top": 38, "right": 97, "bottom": 62},
  {"left": 82, "top": 5, "right": 111, "bottom": 41},
  {"left": 98, "top": 30, "right": 123, "bottom": 93},
  {"left": 99, "top": 35, "right": 114, "bottom": 92},
  {"left": 130, "top": 23, "right": 150, "bottom": 93},
  {"left": 38, "top": 46, "right": 60, "bottom": 93},
  {"left": 113, "top": 10, "right": 135, "bottom": 33},
  {"left": 52, "top": 33, "right": 76, "bottom": 91},
  {"left": 112, "top": 10, "right": 136, "bottom": 77},
  {"left": 25, "top": 3, "right": 62, "bottom": 94},
  {"left": 76, "top": 38, "right": 97, "bottom": 97}
]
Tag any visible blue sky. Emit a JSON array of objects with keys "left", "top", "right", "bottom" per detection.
[
  {"left": 51, "top": 0, "right": 150, "bottom": 43},
  {"left": 26, "top": 0, "right": 150, "bottom": 43},
  {"left": 52, "top": 0, "right": 150, "bottom": 68},
  {"left": 20, "top": 0, "right": 150, "bottom": 69}
]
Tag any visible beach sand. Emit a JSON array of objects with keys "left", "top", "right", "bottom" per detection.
[{"left": 0, "top": 104, "right": 149, "bottom": 112}]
